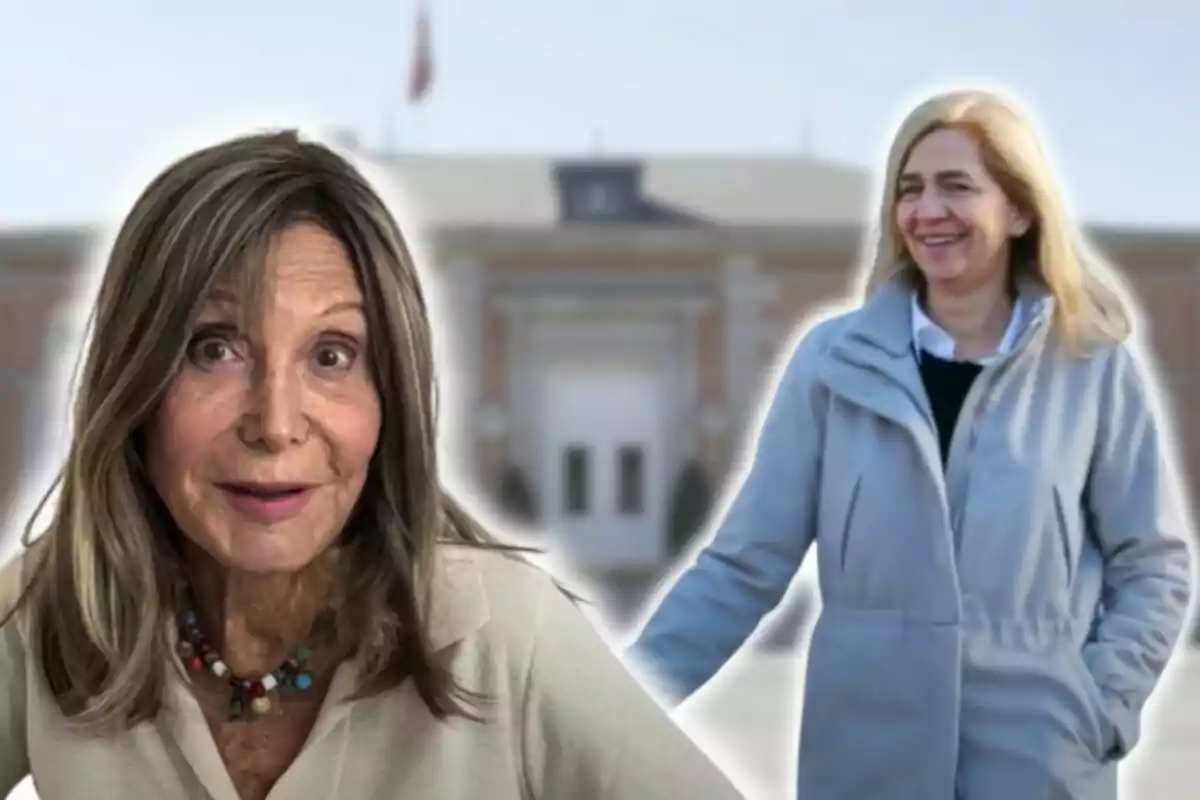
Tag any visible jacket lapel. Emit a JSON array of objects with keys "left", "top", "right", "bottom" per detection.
[{"left": 818, "top": 275, "right": 945, "bottom": 490}]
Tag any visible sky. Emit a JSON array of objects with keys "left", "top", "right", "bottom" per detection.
[{"left": 1, "top": 1, "right": 1197, "bottom": 229}]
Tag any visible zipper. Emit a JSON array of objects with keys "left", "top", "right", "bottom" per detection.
[{"left": 944, "top": 305, "right": 1050, "bottom": 547}]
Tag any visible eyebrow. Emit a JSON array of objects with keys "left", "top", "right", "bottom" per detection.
[
  {"left": 205, "top": 287, "right": 238, "bottom": 307},
  {"left": 201, "top": 289, "right": 365, "bottom": 318},
  {"left": 898, "top": 169, "right": 976, "bottom": 183},
  {"left": 319, "top": 300, "right": 365, "bottom": 318}
]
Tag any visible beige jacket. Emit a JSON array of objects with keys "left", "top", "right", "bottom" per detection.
[{"left": 0, "top": 546, "right": 743, "bottom": 799}]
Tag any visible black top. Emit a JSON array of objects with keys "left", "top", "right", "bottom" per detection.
[{"left": 917, "top": 350, "right": 983, "bottom": 465}]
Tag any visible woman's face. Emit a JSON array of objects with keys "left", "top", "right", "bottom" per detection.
[
  {"left": 894, "top": 126, "right": 1029, "bottom": 292},
  {"left": 147, "top": 222, "right": 382, "bottom": 574}
]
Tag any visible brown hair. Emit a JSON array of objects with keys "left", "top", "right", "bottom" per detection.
[{"left": 4, "top": 130, "right": 526, "bottom": 732}]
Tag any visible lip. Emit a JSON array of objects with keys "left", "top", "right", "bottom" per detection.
[
  {"left": 915, "top": 232, "right": 967, "bottom": 243},
  {"left": 216, "top": 482, "right": 317, "bottom": 523}
]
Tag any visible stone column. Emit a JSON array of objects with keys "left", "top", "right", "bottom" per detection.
[
  {"left": 437, "top": 257, "right": 484, "bottom": 485},
  {"left": 677, "top": 299, "right": 706, "bottom": 464},
  {"left": 721, "top": 253, "right": 763, "bottom": 440}
]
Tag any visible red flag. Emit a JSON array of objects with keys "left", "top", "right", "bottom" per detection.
[{"left": 408, "top": 2, "right": 434, "bottom": 104}]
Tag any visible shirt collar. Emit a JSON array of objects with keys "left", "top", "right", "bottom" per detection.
[
  {"left": 163, "top": 545, "right": 492, "bottom": 666},
  {"left": 911, "top": 293, "right": 1024, "bottom": 366}
]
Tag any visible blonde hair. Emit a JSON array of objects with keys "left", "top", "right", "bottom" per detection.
[
  {"left": 3, "top": 131, "right": 528, "bottom": 732},
  {"left": 864, "top": 88, "right": 1131, "bottom": 350}
]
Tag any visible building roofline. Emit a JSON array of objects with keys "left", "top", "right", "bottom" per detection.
[
  {"left": 432, "top": 223, "right": 1200, "bottom": 262},
  {"left": 1, "top": 222, "right": 1197, "bottom": 267}
]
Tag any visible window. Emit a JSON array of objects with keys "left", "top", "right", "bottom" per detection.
[
  {"left": 576, "top": 181, "right": 622, "bottom": 218},
  {"left": 617, "top": 444, "right": 645, "bottom": 515},
  {"left": 563, "top": 445, "right": 590, "bottom": 515}
]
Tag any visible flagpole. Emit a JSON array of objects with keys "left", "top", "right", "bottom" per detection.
[
  {"left": 404, "top": 0, "right": 434, "bottom": 154},
  {"left": 412, "top": 103, "right": 422, "bottom": 154},
  {"left": 380, "top": 108, "right": 397, "bottom": 155},
  {"left": 799, "top": 117, "right": 813, "bottom": 156}
]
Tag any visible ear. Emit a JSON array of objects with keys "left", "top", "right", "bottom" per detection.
[{"left": 1007, "top": 207, "right": 1032, "bottom": 237}]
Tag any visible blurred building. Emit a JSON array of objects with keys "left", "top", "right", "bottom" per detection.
[{"left": 2, "top": 152, "right": 1199, "bottom": 638}]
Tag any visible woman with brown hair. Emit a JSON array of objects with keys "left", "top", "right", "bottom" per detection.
[{"left": 0, "top": 131, "right": 743, "bottom": 800}]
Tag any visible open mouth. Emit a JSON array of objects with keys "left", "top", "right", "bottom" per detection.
[{"left": 918, "top": 233, "right": 968, "bottom": 247}]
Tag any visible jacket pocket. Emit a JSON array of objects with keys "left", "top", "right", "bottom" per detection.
[
  {"left": 1067, "top": 649, "right": 1118, "bottom": 762},
  {"left": 838, "top": 475, "right": 863, "bottom": 572},
  {"left": 1052, "top": 486, "right": 1075, "bottom": 587}
]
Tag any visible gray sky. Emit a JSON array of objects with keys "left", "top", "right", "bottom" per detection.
[{"left": 2, "top": 1, "right": 1197, "bottom": 228}]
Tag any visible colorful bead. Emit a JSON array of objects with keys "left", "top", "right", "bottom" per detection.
[{"left": 177, "top": 602, "right": 316, "bottom": 722}]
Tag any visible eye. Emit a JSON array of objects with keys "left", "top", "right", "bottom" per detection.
[
  {"left": 312, "top": 341, "right": 358, "bottom": 372},
  {"left": 897, "top": 184, "right": 921, "bottom": 197},
  {"left": 186, "top": 329, "right": 245, "bottom": 369}
]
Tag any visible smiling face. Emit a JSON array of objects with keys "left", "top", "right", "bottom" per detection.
[
  {"left": 145, "top": 222, "right": 382, "bottom": 574},
  {"left": 895, "top": 126, "right": 1030, "bottom": 293}
]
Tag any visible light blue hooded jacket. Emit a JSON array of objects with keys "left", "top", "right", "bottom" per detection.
[{"left": 629, "top": 276, "right": 1194, "bottom": 800}]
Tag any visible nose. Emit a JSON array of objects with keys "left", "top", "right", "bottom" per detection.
[
  {"left": 238, "top": 364, "right": 308, "bottom": 451},
  {"left": 910, "top": 187, "right": 949, "bottom": 221}
]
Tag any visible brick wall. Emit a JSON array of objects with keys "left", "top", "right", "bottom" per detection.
[
  {"left": 1114, "top": 260, "right": 1200, "bottom": 502},
  {"left": 5, "top": 241, "right": 1199, "bottom": 539},
  {"left": 0, "top": 267, "right": 79, "bottom": 532}
]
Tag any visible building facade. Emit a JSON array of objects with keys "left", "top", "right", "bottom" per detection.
[{"left": 2, "top": 153, "right": 1199, "bottom": 639}]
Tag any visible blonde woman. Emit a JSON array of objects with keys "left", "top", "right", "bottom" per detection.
[
  {"left": 0, "top": 132, "right": 744, "bottom": 800},
  {"left": 628, "top": 89, "right": 1193, "bottom": 799}
]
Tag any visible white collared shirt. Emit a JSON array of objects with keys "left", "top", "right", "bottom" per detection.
[{"left": 911, "top": 294, "right": 1024, "bottom": 366}]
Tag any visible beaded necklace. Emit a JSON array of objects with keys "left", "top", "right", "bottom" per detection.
[{"left": 176, "top": 606, "right": 316, "bottom": 721}]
